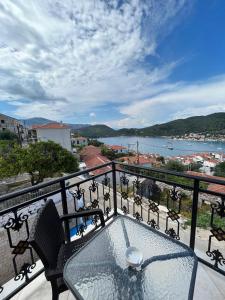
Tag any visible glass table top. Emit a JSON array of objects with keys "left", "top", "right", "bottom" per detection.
[{"left": 63, "top": 216, "right": 197, "bottom": 300}]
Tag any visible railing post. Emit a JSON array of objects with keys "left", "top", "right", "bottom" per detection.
[
  {"left": 190, "top": 179, "right": 199, "bottom": 249},
  {"left": 112, "top": 162, "right": 118, "bottom": 216},
  {"left": 60, "top": 180, "right": 70, "bottom": 242}
]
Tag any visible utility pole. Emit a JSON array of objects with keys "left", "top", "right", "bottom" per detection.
[{"left": 137, "top": 140, "right": 139, "bottom": 165}]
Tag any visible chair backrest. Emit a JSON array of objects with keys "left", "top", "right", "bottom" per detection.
[{"left": 29, "top": 199, "right": 65, "bottom": 268}]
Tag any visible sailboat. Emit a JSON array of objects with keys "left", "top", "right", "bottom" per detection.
[{"left": 167, "top": 142, "right": 174, "bottom": 150}]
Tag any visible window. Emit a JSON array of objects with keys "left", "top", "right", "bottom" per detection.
[{"left": 1, "top": 120, "right": 5, "bottom": 124}]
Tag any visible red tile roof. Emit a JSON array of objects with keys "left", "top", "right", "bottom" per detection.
[
  {"left": 108, "top": 145, "right": 127, "bottom": 151},
  {"left": 207, "top": 184, "right": 225, "bottom": 195},
  {"left": 74, "top": 136, "right": 87, "bottom": 140},
  {"left": 120, "top": 155, "right": 154, "bottom": 165},
  {"left": 186, "top": 171, "right": 225, "bottom": 195},
  {"left": 32, "top": 123, "right": 70, "bottom": 129},
  {"left": 80, "top": 146, "right": 111, "bottom": 175}
]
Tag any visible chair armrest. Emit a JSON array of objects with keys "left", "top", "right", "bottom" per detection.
[
  {"left": 45, "top": 268, "right": 63, "bottom": 280},
  {"left": 60, "top": 209, "right": 105, "bottom": 228}
]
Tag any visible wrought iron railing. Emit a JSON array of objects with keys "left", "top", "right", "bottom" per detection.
[{"left": 0, "top": 161, "right": 224, "bottom": 299}]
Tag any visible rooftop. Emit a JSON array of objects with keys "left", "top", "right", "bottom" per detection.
[
  {"left": 108, "top": 145, "right": 127, "bottom": 150},
  {"left": 32, "top": 123, "right": 70, "bottom": 129},
  {"left": 80, "top": 145, "right": 111, "bottom": 175}
]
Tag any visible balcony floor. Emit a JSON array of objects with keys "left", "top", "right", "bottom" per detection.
[{"left": 11, "top": 262, "right": 225, "bottom": 300}]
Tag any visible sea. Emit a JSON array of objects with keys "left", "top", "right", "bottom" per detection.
[{"left": 98, "top": 136, "right": 225, "bottom": 157}]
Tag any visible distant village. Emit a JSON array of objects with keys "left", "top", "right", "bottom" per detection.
[{"left": 171, "top": 132, "right": 225, "bottom": 142}]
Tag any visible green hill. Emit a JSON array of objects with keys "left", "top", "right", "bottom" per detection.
[
  {"left": 76, "top": 124, "right": 116, "bottom": 138},
  {"left": 137, "top": 112, "right": 225, "bottom": 136},
  {"left": 75, "top": 113, "right": 225, "bottom": 137}
]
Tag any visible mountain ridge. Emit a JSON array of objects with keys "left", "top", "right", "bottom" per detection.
[
  {"left": 76, "top": 113, "right": 225, "bottom": 137},
  {"left": 23, "top": 113, "right": 225, "bottom": 138}
]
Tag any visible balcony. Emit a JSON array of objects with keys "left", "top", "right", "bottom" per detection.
[{"left": 0, "top": 162, "right": 224, "bottom": 299}]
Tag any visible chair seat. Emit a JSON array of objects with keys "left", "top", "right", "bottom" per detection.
[
  {"left": 49, "top": 231, "right": 98, "bottom": 292},
  {"left": 58, "top": 231, "right": 97, "bottom": 269}
]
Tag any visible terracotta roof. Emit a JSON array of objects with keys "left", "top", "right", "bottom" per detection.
[
  {"left": 120, "top": 155, "right": 153, "bottom": 165},
  {"left": 80, "top": 146, "right": 111, "bottom": 175},
  {"left": 109, "top": 145, "right": 127, "bottom": 151},
  {"left": 73, "top": 136, "right": 87, "bottom": 140},
  {"left": 207, "top": 184, "right": 225, "bottom": 195},
  {"left": 32, "top": 123, "right": 70, "bottom": 129},
  {"left": 186, "top": 171, "right": 225, "bottom": 195}
]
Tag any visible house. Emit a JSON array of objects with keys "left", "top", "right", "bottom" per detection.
[
  {"left": 108, "top": 145, "right": 128, "bottom": 154},
  {"left": 71, "top": 136, "right": 88, "bottom": 147},
  {"left": 119, "top": 155, "right": 153, "bottom": 167},
  {"left": 0, "top": 113, "right": 28, "bottom": 144},
  {"left": 187, "top": 171, "right": 225, "bottom": 196},
  {"left": 202, "top": 159, "right": 218, "bottom": 175},
  {"left": 32, "top": 122, "right": 72, "bottom": 152},
  {"left": 80, "top": 145, "right": 111, "bottom": 176}
]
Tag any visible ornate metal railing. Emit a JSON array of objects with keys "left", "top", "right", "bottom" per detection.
[{"left": 0, "top": 161, "right": 224, "bottom": 299}]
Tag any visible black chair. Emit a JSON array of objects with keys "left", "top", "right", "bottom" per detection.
[{"left": 29, "top": 199, "right": 105, "bottom": 300}]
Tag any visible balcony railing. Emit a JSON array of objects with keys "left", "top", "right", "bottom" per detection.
[{"left": 0, "top": 161, "right": 224, "bottom": 299}]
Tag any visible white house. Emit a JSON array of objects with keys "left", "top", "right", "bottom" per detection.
[
  {"left": 33, "top": 123, "right": 72, "bottom": 152},
  {"left": 71, "top": 136, "right": 88, "bottom": 147},
  {"left": 108, "top": 145, "right": 128, "bottom": 154},
  {"left": 202, "top": 159, "right": 218, "bottom": 175}
]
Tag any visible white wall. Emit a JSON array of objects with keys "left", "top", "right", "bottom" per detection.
[{"left": 36, "top": 128, "right": 72, "bottom": 152}]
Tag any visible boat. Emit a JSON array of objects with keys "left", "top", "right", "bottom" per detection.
[{"left": 167, "top": 142, "right": 174, "bottom": 150}]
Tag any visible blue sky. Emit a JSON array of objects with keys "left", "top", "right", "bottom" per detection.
[{"left": 0, "top": 0, "right": 225, "bottom": 128}]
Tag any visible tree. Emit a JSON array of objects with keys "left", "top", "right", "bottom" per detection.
[
  {"left": 0, "top": 130, "right": 19, "bottom": 141},
  {"left": 156, "top": 156, "right": 165, "bottom": 164},
  {"left": 189, "top": 162, "right": 202, "bottom": 172},
  {"left": 22, "top": 141, "right": 79, "bottom": 185},
  {"left": 0, "top": 141, "right": 23, "bottom": 179},
  {"left": 214, "top": 162, "right": 225, "bottom": 177},
  {"left": 88, "top": 139, "right": 103, "bottom": 147},
  {"left": 164, "top": 160, "right": 186, "bottom": 172},
  {"left": 101, "top": 145, "right": 116, "bottom": 160},
  {"left": 0, "top": 141, "right": 79, "bottom": 185}
]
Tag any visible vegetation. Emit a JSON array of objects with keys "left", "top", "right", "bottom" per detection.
[
  {"left": 0, "top": 130, "right": 19, "bottom": 141},
  {"left": 214, "top": 162, "right": 225, "bottom": 177},
  {"left": 0, "top": 141, "right": 79, "bottom": 185},
  {"left": 164, "top": 160, "right": 186, "bottom": 172},
  {"left": 156, "top": 156, "right": 165, "bottom": 164},
  {"left": 88, "top": 139, "right": 104, "bottom": 147},
  {"left": 76, "top": 124, "right": 116, "bottom": 138},
  {"left": 0, "top": 141, "right": 22, "bottom": 179},
  {"left": 101, "top": 145, "right": 125, "bottom": 160},
  {"left": 73, "top": 112, "right": 225, "bottom": 137}
]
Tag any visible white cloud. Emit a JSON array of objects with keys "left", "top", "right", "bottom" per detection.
[
  {"left": 0, "top": 0, "right": 189, "bottom": 119},
  {"left": 89, "top": 112, "right": 96, "bottom": 118},
  {"left": 109, "top": 75, "right": 225, "bottom": 128}
]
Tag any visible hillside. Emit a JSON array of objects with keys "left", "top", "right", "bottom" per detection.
[
  {"left": 76, "top": 113, "right": 225, "bottom": 137},
  {"left": 76, "top": 124, "right": 116, "bottom": 138},
  {"left": 23, "top": 113, "right": 225, "bottom": 137},
  {"left": 22, "top": 117, "right": 53, "bottom": 126},
  {"left": 137, "top": 112, "right": 225, "bottom": 136}
]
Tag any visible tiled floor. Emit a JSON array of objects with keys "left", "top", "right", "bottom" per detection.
[{"left": 10, "top": 262, "right": 225, "bottom": 300}]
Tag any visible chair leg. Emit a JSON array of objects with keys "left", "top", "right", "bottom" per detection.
[{"left": 51, "top": 280, "right": 59, "bottom": 300}]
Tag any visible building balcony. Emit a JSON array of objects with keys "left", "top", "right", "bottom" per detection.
[{"left": 0, "top": 162, "right": 224, "bottom": 299}]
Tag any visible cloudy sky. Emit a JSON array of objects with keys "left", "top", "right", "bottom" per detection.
[{"left": 0, "top": 0, "right": 225, "bottom": 128}]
